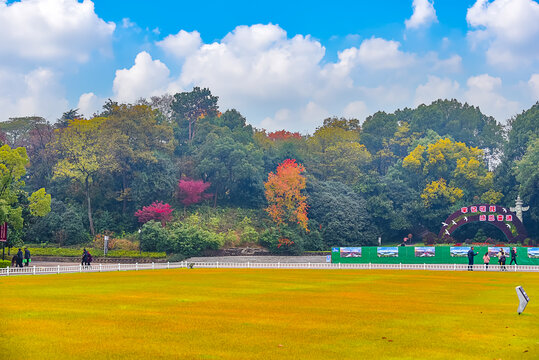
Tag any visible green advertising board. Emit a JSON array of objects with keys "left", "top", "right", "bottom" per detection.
[{"left": 332, "top": 246, "right": 539, "bottom": 265}]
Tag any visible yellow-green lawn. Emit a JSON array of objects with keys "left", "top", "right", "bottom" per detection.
[{"left": 1, "top": 269, "right": 538, "bottom": 359}]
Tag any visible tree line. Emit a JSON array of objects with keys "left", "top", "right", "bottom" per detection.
[{"left": 1, "top": 87, "right": 538, "bottom": 255}]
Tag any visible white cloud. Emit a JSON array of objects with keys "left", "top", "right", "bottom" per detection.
[
  {"left": 529, "top": 74, "right": 539, "bottom": 99},
  {"left": 465, "top": 74, "right": 520, "bottom": 121},
  {"left": 0, "top": 67, "right": 68, "bottom": 121},
  {"left": 342, "top": 101, "right": 369, "bottom": 121},
  {"left": 113, "top": 52, "right": 171, "bottom": 103},
  {"left": 414, "top": 76, "right": 460, "bottom": 106},
  {"left": 467, "top": 0, "right": 539, "bottom": 68},
  {"left": 157, "top": 30, "right": 202, "bottom": 58},
  {"left": 405, "top": 0, "right": 438, "bottom": 29},
  {"left": 337, "top": 37, "right": 415, "bottom": 71},
  {"left": 77, "top": 92, "right": 103, "bottom": 118},
  {"left": 260, "top": 102, "right": 330, "bottom": 133},
  {"left": 0, "top": 0, "right": 115, "bottom": 63},
  {"left": 121, "top": 18, "right": 136, "bottom": 29},
  {"left": 175, "top": 24, "right": 325, "bottom": 109}
]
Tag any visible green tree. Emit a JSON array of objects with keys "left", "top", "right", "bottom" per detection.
[
  {"left": 515, "top": 137, "right": 539, "bottom": 238},
  {"left": 171, "top": 87, "right": 219, "bottom": 142},
  {"left": 0, "top": 145, "right": 51, "bottom": 246},
  {"left": 53, "top": 118, "right": 116, "bottom": 235}
]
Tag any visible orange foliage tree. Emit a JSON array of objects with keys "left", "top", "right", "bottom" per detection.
[{"left": 264, "top": 159, "right": 309, "bottom": 231}]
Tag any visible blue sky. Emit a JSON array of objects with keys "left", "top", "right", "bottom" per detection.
[{"left": 1, "top": 0, "right": 538, "bottom": 132}]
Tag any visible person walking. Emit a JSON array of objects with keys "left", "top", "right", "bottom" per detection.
[
  {"left": 510, "top": 247, "right": 517, "bottom": 265},
  {"left": 86, "top": 250, "right": 93, "bottom": 267},
  {"left": 82, "top": 248, "right": 88, "bottom": 268},
  {"left": 498, "top": 248, "right": 507, "bottom": 271},
  {"left": 483, "top": 252, "right": 490, "bottom": 270},
  {"left": 467, "top": 246, "right": 478, "bottom": 271},
  {"left": 24, "top": 247, "right": 31, "bottom": 267},
  {"left": 16, "top": 248, "right": 24, "bottom": 268}
]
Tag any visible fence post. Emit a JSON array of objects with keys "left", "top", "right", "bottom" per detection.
[
  {"left": 33, "top": 266, "right": 36, "bottom": 275},
  {"left": 118, "top": 263, "right": 121, "bottom": 271},
  {"left": 216, "top": 261, "right": 219, "bottom": 269},
  {"left": 79, "top": 264, "right": 82, "bottom": 273},
  {"left": 152, "top": 262, "right": 154, "bottom": 270},
  {"left": 136, "top": 263, "right": 138, "bottom": 271},
  {"left": 167, "top": 261, "right": 170, "bottom": 269},
  {"left": 278, "top": 262, "right": 280, "bottom": 269},
  {"left": 369, "top": 262, "right": 372, "bottom": 270},
  {"left": 309, "top": 262, "right": 311, "bottom": 269},
  {"left": 99, "top": 264, "right": 102, "bottom": 272},
  {"left": 57, "top": 265, "right": 60, "bottom": 274},
  {"left": 399, "top": 263, "right": 402, "bottom": 270},
  {"left": 424, "top": 263, "right": 426, "bottom": 270},
  {"left": 247, "top": 261, "right": 250, "bottom": 269},
  {"left": 6, "top": 266, "right": 9, "bottom": 276},
  {"left": 338, "top": 262, "right": 341, "bottom": 269}
]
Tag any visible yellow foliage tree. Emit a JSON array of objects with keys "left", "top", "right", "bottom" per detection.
[
  {"left": 404, "top": 138, "right": 497, "bottom": 206},
  {"left": 53, "top": 118, "right": 117, "bottom": 235}
]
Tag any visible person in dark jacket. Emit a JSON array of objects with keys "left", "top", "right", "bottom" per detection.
[
  {"left": 24, "top": 247, "right": 31, "bottom": 266},
  {"left": 510, "top": 247, "right": 517, "bottom": 265},
  {"left": 467, "top": 246, "right": 478, "bottom": 271},
  {"left": 82, "top": 248, "right": 88, "bottom": 267},
  {"left": 16, "top": 248, "right": 24, "bottom": 268}
]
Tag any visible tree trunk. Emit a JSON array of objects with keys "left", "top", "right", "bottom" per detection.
[
  {"left": 122, "top": 173, "right": 127, "bottom": 214},
  {"left": 213, "top": 189, "right": 218, "bottom": 208},
  {"left": 86, "top": 176, "right": 95, "bottom": 236}
]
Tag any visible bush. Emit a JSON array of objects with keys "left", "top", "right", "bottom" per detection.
[
  {"left": 422, "top": 231, "right": 438, "bottom": 245},
  {"left": 140, "top": 221, "right": 168, "bottom": 252},
  {"left": 0, "top": 260, "right": 10, "bottom": 268},
  {"left": 259, "top": 226, "right": 304, "bottom": 255},
  {"left": 166, "top": 223, "right": 222, "bottom": 257}
]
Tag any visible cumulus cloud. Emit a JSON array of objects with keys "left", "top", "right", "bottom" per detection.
[
  {"left": 77, "top": 92, "right": 104, "bottom": 118},
  {"left": 335, "top": 37, "right": 415, "bottom": 72},
  {"left": 342, "top": 101, "right": 369, "bottom": 121},
  {"left": 465, "top": 74, "right": 520, "bottom": 121},
  {"left": 157, "top": 30, "right": 202, "bottom": 58},
  {"left": 0, "top": 0, "right": 115, "bottom": 63},
  {"left": 414, "top": 76, "right": 460, "bottom": 106},
  {"left": 113, "top": 52, "right": 171, "bottom": 103},
  {"left": 529, "top": 74, "right": 539, "bottom": 99},
  {"left": 405, "top": 0, "right": 438, "bottom": 29},
  {"left": 466, "top": 0, "right": 539, "bottom": 68},
  {"left": 0, "top": 67, "right": 68, "bottom": 121}
]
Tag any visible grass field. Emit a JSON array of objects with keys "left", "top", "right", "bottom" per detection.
[{"left": 1, "top": 269, "right": 538, "bottom": 360}]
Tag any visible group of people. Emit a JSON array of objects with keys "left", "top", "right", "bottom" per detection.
[
  {"left": 467, "top": 247, "right": 517, "bottom": 271},
  {"left": 81, "top": 248, "right": 93, "bottom": 268},
  {"left": 11, "top": 247, "right": 31, "bottom": 267}
]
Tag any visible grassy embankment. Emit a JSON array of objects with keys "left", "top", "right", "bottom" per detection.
[{"left": 1, "top": 269, "right": 537, "bottom": 359}]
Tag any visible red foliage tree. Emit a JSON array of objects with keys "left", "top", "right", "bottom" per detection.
[
  {"left": 264, "top": 159, "right": 309, "bottom": 231},
  {"left": 177, "top": 179, "right": 212, "bottom": 207},
  {"left": 135, "top": 201, "right": 173, "bottom": 226},
  {"left": 267, "top": 130, "right": 302, "bottom": 141}
]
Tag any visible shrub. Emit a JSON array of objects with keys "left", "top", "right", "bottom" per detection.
[
  {"left": 140, "top": 221, "right": 168, "bottom": 252},
  {"left": 166, "top": 223, "right": 222, "bottom": 257},
  {"left": 0, "top": 260, "right": 10, "bottom": 268},
  {"left": 259, "top": 226, "right": 304, "bottom": 255},
  {"left": 422, "top": 231, "right": 438, "bottom": 245}
]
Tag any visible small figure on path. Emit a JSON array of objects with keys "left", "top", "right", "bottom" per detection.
[
  {"left": 82, "top": 248, "right": 88, "bottom": 267},
  {"left": 86, "top": 251, "right": 93, "bottom": 267},
  {"left": 483, "top": 252, "right": 490, "bottom": 270},
  {"left": 510, "top": 247, "right": 517, "bottom": 265},
  {"left": 16, "top": 248, "right": 24, "bottom": 268},
  {"left": 24, "top": 247, "right": 31, "bottom": 267},
  {"left": 467, "top": 246, "right": 478, "bottom": 271},
  {"left": 498, "top": 248, "right": 506, "bottom": 271}
]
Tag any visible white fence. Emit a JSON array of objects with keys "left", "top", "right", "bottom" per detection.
[{"left": 1, "top": 262, "right": 539, "bottom": 276}]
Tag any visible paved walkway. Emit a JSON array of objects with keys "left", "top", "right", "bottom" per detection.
[{"left": 185, "top": 255, "right": 328, "bottom": 263}]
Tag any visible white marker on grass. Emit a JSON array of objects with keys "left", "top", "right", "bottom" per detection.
[{"left": 516, "top": 286, "right": 530, "bottom": 315}]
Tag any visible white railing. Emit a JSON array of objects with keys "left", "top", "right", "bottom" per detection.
[{"left": 1, "top": 262, "right": 538, "bottom": 276}]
